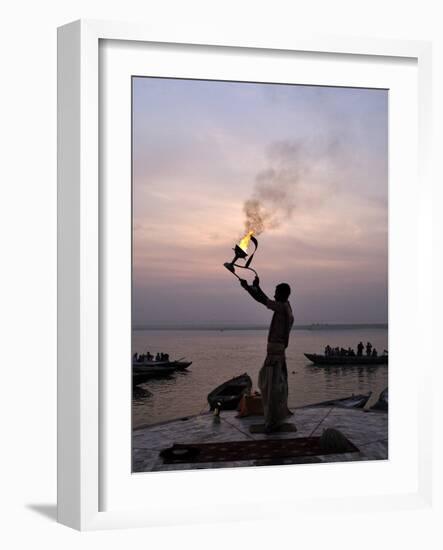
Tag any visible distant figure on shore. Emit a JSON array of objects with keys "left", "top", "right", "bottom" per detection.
[
  {"left": 366, "top": 342, "right": 373, "bottom": 356},
  {"left": 357, "top": 341, "right": 364, "bottom": 356},
  {"left": 372, "top": 348, "right": 378, "bottom": 357},
  {"left": 240, "top": 275, "right": 294, "bottom": 433},
  {"left": 325, "top": 345, "right": 332, "bottom": 356}
]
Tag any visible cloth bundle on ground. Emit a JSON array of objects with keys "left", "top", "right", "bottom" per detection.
[{"left": 237, "top": 392, "right": 264, "bottom": 417}]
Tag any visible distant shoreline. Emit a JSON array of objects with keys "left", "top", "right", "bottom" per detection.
[{"left": 133, "top": 323, "right": 388, "bottom": 332}]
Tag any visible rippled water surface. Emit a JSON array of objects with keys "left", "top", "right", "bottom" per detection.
[{"left": 132, "top": 328, "right": 388, "bottom": 428}]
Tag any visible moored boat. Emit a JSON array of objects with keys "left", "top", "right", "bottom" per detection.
[
  {"left": 370, "top": 387, "right": 388, "bottom": 411},
  {"left": 304, "top": 353, "right": 388, "bottom": 366},
  {"left": 306, "top": 392, "right": 372, "bottom": 409},
  {"left": 207, "top": 373, "right": 252, "bottom": 411}
]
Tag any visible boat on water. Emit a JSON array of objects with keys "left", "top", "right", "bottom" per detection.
[
  {"left": 370, "top": 387, "right": 388, "bottom": 411},
  {"left": 172, "top": 360, "right": 192, "bottom": 371},
  {"left": 133, "top": 359, "right": 192, "bottom": 372},
  {"left": 132, "top": 365, "right": 177, "bottom": 384},
  {"left": 304, "top": 353, "right": 388, "bottom": 366},
  {"left": 306, "top": 392, "right": 372, "bottom": 409},
  {"left": 207, "top": 373, "right": 252, "bottom": 411}
]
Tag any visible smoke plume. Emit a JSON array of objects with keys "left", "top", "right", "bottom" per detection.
[{"left": 244, "top": 138, "right": 340, "bottom": 235}]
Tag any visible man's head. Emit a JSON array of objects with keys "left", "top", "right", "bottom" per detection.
[{"left": 274, "top": 283, "right": 291, "bottom": 302}]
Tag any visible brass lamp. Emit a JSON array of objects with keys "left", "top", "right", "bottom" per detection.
[
  {"left": 223, "top": 234, "right": 258, "bottom": 278},
  {"left": 223, "top": 244, "right": 248, "bottom": 274}
]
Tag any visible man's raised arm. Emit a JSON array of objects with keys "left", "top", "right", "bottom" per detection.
[{"left": 239, "top": 276, "right": 269, "bottom": 306}]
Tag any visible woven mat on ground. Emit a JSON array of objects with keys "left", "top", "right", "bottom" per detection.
[{"left": 160, "top": 436, "right": 359, "bottom": 464}]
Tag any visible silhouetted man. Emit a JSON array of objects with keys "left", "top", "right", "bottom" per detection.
[
  {"left": 357, "top": 341, "right": 364, "bottom": 356},
  {"left": 240, "top": 276, "right": 294, "bottom": 432}
]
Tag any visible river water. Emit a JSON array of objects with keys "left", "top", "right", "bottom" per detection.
[{"left": 132, "top": 327, "right": 388, "bottom": 428}]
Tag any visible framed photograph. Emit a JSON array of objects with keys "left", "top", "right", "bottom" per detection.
[{"left": 57, "top": 20, "right": 433, "bottom": 530}]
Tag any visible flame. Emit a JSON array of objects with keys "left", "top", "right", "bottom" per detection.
[{"left": 238, "top": 230, "right": 254, "bottom": 252}]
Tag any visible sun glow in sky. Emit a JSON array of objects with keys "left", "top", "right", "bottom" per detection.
[{"left": 132, "top": 77, "right": 388, "bottom": 326}]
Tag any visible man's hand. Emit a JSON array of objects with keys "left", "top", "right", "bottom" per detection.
[
  {"left": 239, "top": 276, "right": 268, "bottom": 306},
  {"left": 239, "top": 278, "right": 249, "bottom": 289}
]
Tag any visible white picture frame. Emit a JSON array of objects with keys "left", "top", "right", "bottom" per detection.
[{"left": 57, "top": 19, "right": 433, "bottom": 531}]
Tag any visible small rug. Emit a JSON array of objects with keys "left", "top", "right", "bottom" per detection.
[
  {"left": 160, "top": 436, "right": 359, "bottom": 464},
  {"left": 249, "top": 423, "right": 298, "bottom": 434}
]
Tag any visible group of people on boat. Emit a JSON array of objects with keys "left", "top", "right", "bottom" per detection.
[
  {"left": 324, "top": 341, "right": 379, "bottom": 358},
  {"left": 133, "top": 351, "right": 170, "bottom": 363}
]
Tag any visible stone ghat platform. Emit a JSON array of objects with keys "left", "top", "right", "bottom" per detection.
[{"left": 132, "top": 406, "right": 388, "bottom": 472}]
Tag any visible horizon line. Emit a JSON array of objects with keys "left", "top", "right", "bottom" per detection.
[{"left": 133, "top": 322, "right": 388, "bottom": 331}]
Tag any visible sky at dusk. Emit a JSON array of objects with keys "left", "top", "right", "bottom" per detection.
[{"left": 132, "top": 77, "right": 388, "bottom": 326}]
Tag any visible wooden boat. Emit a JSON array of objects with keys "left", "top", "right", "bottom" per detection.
[
  {"left": 172, "top": 360, "right": 192, "bottom": 371},
  {"left": 133, "top": 359, "right": 168, "bottom": 367},
  {"left": 370, "top": 387, "right": 388, "bottom": 411},
  {"left": 307, "top": 392, "right": 372, "bottom": 409},
  {"left": 304, "top": 353, "right": 388, "bottom": 366},
  {"left": 207, "top": 373, "right": 252, "bottom": 411},
  {"left": 133, "top": 358, "right": 192, "bottom": 372},
  {"left": 132, "top": 364, "right": 177, "bottom": 380}
]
